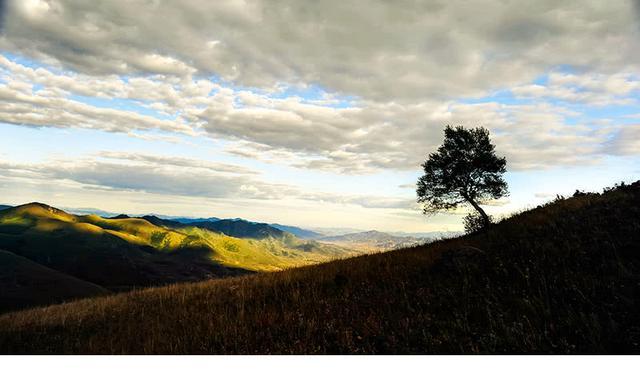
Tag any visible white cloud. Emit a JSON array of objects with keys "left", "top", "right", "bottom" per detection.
[
  {"left": 2, "top": 1, "right": 639, "bottom": 101},
  {"left": 0, "top": 153, "right": 417, "bottom": 210},
  {"left": 603, "top": 124, "right": 640, "bottom": 156},
  {"left": 512, "top": 72, "right": 640, "bottom": 105},
  {"left": 1, "top": 52, "right": 636, "bottom": 174},
  {"left": 0, "top": 1, "right": 639, "bottom": 178}
]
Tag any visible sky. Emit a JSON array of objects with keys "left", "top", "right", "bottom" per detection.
[{"left": 0, "top": 0, "right": 640, "bottom": 233}]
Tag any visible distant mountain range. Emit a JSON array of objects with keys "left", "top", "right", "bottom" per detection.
[
  {"left": 389, "top": 231, "right": 462, "bottom": 239},
  {"left": 54, "top": 205, "right": 447, "bottom": 243},
  {"left": 317, "top": 230, "right": 431, "bottom": 252},
  {"left": 310, "top": 227, "right": 364, "bottom": 236},
  {"left": 268, "top": 223, "right": 324, "bottom": 239},
  {"left": 189, "top": 219, "right": 290, "bottom": 240},
  {"left": 171, "top": 217, "right": 221, "bottom": 224}
]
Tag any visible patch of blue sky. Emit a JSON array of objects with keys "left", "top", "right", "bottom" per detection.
[
  {"left": 1, "top": 51, "right": 67, "bottom": 75},
  {"left": 570, "top": 103, "right": 640, "bottom": 125},
  {"left": 68, "top": 94, "right": 176, "bottom": 121},
  {"left": 549, "top": 64, "right": 579, "bottom": 75},
  {"left": 274, "top": 84, "right": 325, "bottom": 99},
  {"left": 204, "top": 74, "right": 268, "bottom": 95},
  {"left": 458, "top": 89, "right": 530, "bottom": 106},
  {"left": 0, "top": 123, "right": 163, "bottom": 161},
  {"left": 0, "top": 123, "right": 273, "bottom": 178},
  {"left": 531, "top": 73, "right": 549, "bottom": 86},
  {"left": 205, "top": 73, "right": 357, "bottom": 109},
  {"left": 231, "top": 158, "right": 420, "bottom": 199},
  {"left": 507, "top": 156, "right": 640, "bottom": 207},
  {"left": 272, "top": 83, "right": 357, "bottom": 108},
  {"left": 0, "top": 124, "right": 383, "bottom": 197}
]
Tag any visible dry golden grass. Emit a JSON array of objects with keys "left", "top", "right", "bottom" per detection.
[{"left": 1, "top": 182, "right": 639, "bottom": 354}]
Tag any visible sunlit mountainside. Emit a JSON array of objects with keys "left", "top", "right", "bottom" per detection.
[{"left": 0, "top": 202, "right": 357, "bottom": 312}]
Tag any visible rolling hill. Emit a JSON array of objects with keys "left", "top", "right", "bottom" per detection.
[
  {"left": 139, "top": 215, "right": 186, "bottom": 229},
  {"left": 178, "top": 226, "right": 352, "bottom": 271},
  {"left": 0, "top": 203, "right": 355, "bottom": 310},
  {"left": 0, "top": 203, "right": 246, "bottom": 290},
  {"left": 1, "top": 181, "right": 638, "bottom": 353}
]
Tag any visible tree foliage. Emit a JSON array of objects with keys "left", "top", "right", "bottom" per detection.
[
  {"left": 463, "top": 211, "right": 494, "bottom": 234},
  {"left": 417, "top": 125, "right": 508, "bottom": 228}
]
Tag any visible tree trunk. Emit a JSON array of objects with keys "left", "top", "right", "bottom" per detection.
[{"left": 465, "top": 197, "right": 491, "bottom": 228}]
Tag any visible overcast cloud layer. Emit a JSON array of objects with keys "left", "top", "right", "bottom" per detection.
[
  {"left": 3, "top": 1, "right": 640, "bottom": 99},
  {"left": 1, "top": 0, "right": 640, "bottom": 230}
]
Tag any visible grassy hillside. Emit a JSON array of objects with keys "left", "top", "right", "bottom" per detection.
[
  {"left": 1, "top": 182, "right": 638, "bottom": 353},
  {"left": 181, "top": 226, "right": 352, "bottom": 272},
  {"left": 0, "top": 249, "right": 108, "bottom": 313},
  {"left": 0, "top": 203, "right": 242, "bottom": 290},
  {"left": 0, "top": 203, "right": 354, "bottom": 309}
]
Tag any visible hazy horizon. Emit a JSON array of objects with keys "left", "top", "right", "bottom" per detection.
[{"left": 1, "top": 1, "right": 640, "bottom": 233}]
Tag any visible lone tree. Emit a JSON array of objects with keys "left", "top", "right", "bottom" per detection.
[{"left": 416, "top": 125, "right": 508, "bottom": 230}]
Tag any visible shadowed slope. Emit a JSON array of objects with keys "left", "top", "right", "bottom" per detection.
[
  {"left": 190, "top": 219, "right": 289, "bottom": 240},
  {"left": 0, "top": 249, "right": 108, "bottom": 313},
  {"left": 1, "top": 182, "right": 638, "bottom": 354}
]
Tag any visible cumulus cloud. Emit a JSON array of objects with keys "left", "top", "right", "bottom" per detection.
[
  {"left": 0, "top": 58, "right": 195, "bottom": 134},
  {"left": 603, "top": 124, "right": 640, "bottom": 156},
  {"left": 2, "top": 1, "right": 638, "bottom": 101},
  {"left": 0, "top": 1, "right": 639, "bottom": 176},
  {"left": 0, "top": 51, "right": 635, "bottom": 174},
  {"left": 0, "top": 152, "right": 416, "bottom": 209},
  {"left": 512, "top": 72, "right": 640, "bottom": 106},
  {"left": 97, "top": 151, "right": 260, "bottom": 175}
]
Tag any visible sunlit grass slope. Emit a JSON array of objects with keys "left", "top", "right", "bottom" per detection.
[
  {"left": 0, "top": 203, "right": 237, "bottom": 290},
  {"left": 2, "top": 182, "right": 638, "bottom": 354},
  {"left": 182, "top": 226, "right": 352, "bottom": 271},
  {"left": 0, "top": 203, "right": 354, "bottom": 304}
]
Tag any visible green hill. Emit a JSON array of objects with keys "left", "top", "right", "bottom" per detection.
[
  {"left": 0, "top": 203, "right": 355, "bottom": 310},
  {"left": 0, "top": 249, "right": 108, "bottom": 313},
  {"left": 0, "top": 203, "right": 242, "bottom": 290},
  {"left": 181, "top": 226, "right": 351, "bottom": 272},
  {"left": 1, "top": 182, "right": 638, "bottom": 353}
]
